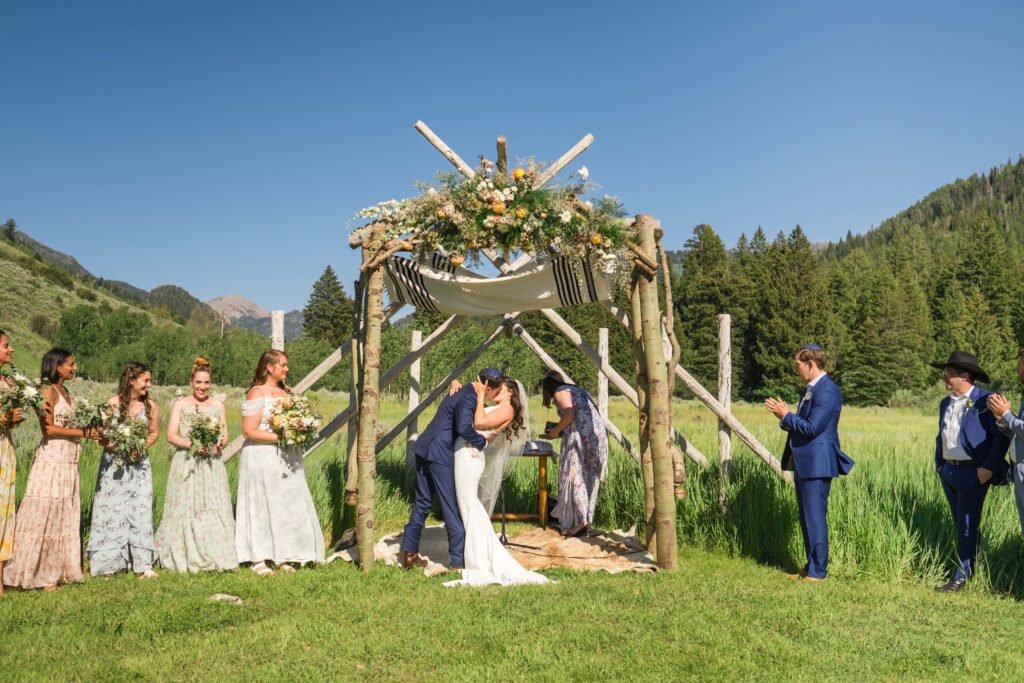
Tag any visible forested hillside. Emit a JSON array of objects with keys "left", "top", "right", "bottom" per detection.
[{"left": 672, "top": 155, "right": 1024, "bottom": 405}]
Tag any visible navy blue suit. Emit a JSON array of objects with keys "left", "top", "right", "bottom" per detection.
[
  {"left": 780, "top": 374, "right": 854, "bottom": 579},
  {"left": 934, "top": 386, "right": 1010, "bottom": 580},
  {"left": 401, "top": 385, "right": 486, "bottom": 566}
]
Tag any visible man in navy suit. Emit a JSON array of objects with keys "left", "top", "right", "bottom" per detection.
[
  {"left": 765, "top": 344, "right": 854, "bottom": 582},
  {"left": 931, "top": 351, "right": 1010, "bottom": 592},
  {"left": 400, "top": 367, "right": 502, "bottom": 570}
]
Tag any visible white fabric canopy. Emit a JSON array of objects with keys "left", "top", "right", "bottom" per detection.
[{"left": 383, "top": 253, "right": 612, "bottom": 315}]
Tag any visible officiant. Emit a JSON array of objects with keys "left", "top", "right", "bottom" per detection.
[{"left": 541, "top": 371, "right": 608, "bottom": 537}]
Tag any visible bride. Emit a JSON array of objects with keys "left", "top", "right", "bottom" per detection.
[{"left": 443, "top": 376, "right": 549, "bottom": 588}]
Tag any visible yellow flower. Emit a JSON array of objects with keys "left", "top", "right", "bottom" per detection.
[
  {"left": 512, "top": 168, "right": 526, "bottom": 180},
  {"left": 272, "top": 415, "right": 284, "bottom": 429},
  {"left": 436, "top": 209, "right": 447, "bottom": 219},
  {"left": 515, "top": 207, "right": 528, "bottom": 219},
  {"left": 450, "top": 255, "right": 465, "bottom": 267},
  {"left": 590, "top": 234, "right": 604, "bottom": 246},
  {"left": 490, "top": 201, "right": 506, "bottom": 215}
]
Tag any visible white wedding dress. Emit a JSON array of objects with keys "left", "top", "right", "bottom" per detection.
[{"left": 443, "top": 406, "right": 549, "bottom": 588}]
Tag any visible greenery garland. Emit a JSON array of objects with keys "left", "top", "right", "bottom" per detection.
[{"left": 355, "top": 161, "right": 631, "bottom": 267}]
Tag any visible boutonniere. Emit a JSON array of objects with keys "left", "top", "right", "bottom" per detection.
[
  {"left": 801, "top": 390, "right": 812, "bottom": 403},
  {"left": 965, "top": 397, "right": 974, "bottom": 410}
]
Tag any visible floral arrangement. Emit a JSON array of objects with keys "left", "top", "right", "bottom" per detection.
[
  {"left": 66, "top": 397, "right": 112, "bottom": 430},
  {"left": 355, "top": 162, "right": 630, "bottom": 266},
  {"left": 185, "top": 410, "right": 222, "bottom": 458},
  {"left": 270, "top": 395, "right": 322, "bottom": 448},
  {"left": 103, "top": 412, "right": 151, "bottom": 465},
  {"left": 0, "top": 365, "right": 44, "bottom": 416}
]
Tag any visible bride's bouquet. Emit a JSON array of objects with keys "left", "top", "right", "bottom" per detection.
[
  {"left": 103, "top": 412, "right": 151, "bottom": 465},
  {"left": 67, "top": 397, "right": 112, "bottom": 430},
  {"left": 0, "top": 365, "right": 44, "bottom": 416},
  {"left": 185, "top": 411, "right": 222, "bottom": 458},
  {"left": 270, "top": 395, "right": 321, "bottom": 447}
]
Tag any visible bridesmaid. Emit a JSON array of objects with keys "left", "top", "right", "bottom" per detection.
[
  {"left": 0, "top": 329, "right": 26, "bottom": 597},
  {"left": 155, "top": 356, "right": 238, "bottom": 573},
  {"left": 87, "top": 362, "right": 160, "bottom": 579},
  {"left": 236, "top": 349, "right": 323, "bottom": 576},
  {"left": 4, "top": 349, "right": 99, "bottom": 591}
]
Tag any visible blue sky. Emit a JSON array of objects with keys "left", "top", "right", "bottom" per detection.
[{"left": 2, "top": 1, "right": 1023, "bottom": 310}]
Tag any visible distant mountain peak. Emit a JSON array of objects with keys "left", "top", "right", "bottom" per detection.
[{"left": 207, "top": 294, "right": 271, "bottom": 321}]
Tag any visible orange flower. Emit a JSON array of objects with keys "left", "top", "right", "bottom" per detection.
[
  {"left": 450, "top": 255, "right": 465, "bottom": 266},
  {"left": 590, "top": 234, "right": 604, "bottom": 246},
  {"left": 490, "top": 201, "right": 506, "bottom": 215}
]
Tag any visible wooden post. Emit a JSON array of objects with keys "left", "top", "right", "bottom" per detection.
[
  {"left": 718, "top": 314, "right": 733, "bottom": 488},
  {"left": 635, "top": 214, "right": 677, "bottom": 570},
  {"left": 630, "top": 272, "right": 655, "bottom": 548},
  {"left": 271, "top": 310, "right": 285, "bottom": 351},
  {"left": 598, "top": 327, "right": 609, "bottom": 420},
  {"left": 496, "top": 135, "right": 508, "bottom": 177},
  {"left": 356, "top": 240, "right": 384, "bottom": 571},
  {"left": 405, "top": 330, "right": 422, "bottom": 493}
]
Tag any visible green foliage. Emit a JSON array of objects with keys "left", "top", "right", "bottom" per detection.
[{"left": 302, "top": 265, "right": 353, "bottom": 348}]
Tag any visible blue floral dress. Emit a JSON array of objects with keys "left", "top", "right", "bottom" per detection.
[
  {"left": 87, "top": 404, "right": 156, "bottom": 575},
  {"left": 551, "top": 385, "right": 609, "bottom": 534}
]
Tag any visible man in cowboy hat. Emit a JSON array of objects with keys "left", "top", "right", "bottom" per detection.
[
  {"left": 932, "top": 350, "right": 1010, "bottom": 592},
  {"left": 764, "top": 344, "right": 854, "bottom": 582}
]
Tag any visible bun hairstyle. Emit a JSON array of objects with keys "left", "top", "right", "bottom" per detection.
[
  {"left": 40, "top": 347, "right": 74, "bottom": 384},
  {"left": 191, "top": 355, "right": 213, "bottom": 380},
  {"left": 117, "top": 361, "right": 152, "bottom": 418},
  {"left": 249, "top": 349, "right": 289, "bottom": 392}
]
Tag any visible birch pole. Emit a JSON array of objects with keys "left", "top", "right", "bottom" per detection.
[
  {"left": 271, "top": 311, "right": 285, "bottom": 351},
  {"left": 635, "top": 215, "right": 677, "bottom": 570},
  {"left": 630, "top": 272, "right": 655, "bottom": 549},
  {"left": 405, "top": 330, "right": 422, "bottom": 493},
  {"left": 598, "top": 327, "right": 609, "bottom": 420},
  {"left": 356, "top": 236, "right": 385, "bottom": 571},
  {"left": 718, "top": 314, "right": 733, "bottom": 490}
]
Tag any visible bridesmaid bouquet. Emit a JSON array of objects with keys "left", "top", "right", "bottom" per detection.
[
  {"left": 67, "top": 397, "right": 112, "bottom": 430},
  {"left": 186, "top": 411, "right": 222, "bottom": 458},
  {"left": 270, "top": 395, "right": 322, "bottom": 447},
  {"left": 104, "top": 412, "right": 151, "bottom": 465},
  {"left": 0, "top": 365, "right": 44, "bottom": 415}
]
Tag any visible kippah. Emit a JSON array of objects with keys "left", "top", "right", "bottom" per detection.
[{"left": 801, "top": 343, "right": 823, "bottom": 351}]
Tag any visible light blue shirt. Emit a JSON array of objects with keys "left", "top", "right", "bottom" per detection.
[{"left": 999, "top": 402, "right": 1024, "bottom": 473}]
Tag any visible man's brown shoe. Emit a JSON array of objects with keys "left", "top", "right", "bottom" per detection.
[{"left": 402, "top": 552, "right": 428, "bottom": 569}]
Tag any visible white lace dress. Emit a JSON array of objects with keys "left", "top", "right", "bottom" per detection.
[
  {"left": 444, "top": 407, "right": 549, "bottom": 588},
  {"left": 235, "top": 395, "right": 324, "bottom": 565}
]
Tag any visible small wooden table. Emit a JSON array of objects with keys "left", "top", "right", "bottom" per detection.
[{"left": 491, "top": 442, "right": 555, "bottom": 529}]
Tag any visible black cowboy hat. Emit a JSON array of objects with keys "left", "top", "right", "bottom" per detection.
[{"left": 930, "top": 350, "right": 991, "bottom": 384}]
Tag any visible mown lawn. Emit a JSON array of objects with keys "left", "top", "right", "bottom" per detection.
[{"left": 5, "top": 383, "right": 1024, "bottom": 680}]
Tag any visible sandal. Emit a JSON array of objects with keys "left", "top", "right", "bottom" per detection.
[
  {"left": 251, "top": 561, "right": 274, "bottom": 577},
  {"left": 137, "top": 570, "right": 159, "bottom": 580},
  {"left": 275, "top": 563, "right": 297, "bottom": 574}
]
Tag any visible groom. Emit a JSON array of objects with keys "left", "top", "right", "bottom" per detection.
[{"left": 400, "top": 367, "right": 504, "bottom": 570}]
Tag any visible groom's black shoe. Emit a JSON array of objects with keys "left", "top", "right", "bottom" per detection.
[
  {"left": 935, "top": 577, "right": 967, "bottom": 592},
  {"left": 401, "top": 552, "right": 428, "bottom": 569}
]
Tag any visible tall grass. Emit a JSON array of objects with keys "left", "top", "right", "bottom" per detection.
[{"left": 10, "top": 384, "right": 1024, "bottom": 595}]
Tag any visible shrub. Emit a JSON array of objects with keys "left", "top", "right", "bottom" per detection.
[{"left": 28, "top": 314, "right": 58, "bottom": 338}]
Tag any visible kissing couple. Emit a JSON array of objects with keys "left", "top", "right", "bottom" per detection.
[{"left": 399, "top": 367, "right": 549, "bottom": 587}]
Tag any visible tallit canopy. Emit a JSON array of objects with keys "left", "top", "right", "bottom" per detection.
[{"left": 383, "top": 253, "right": 611, "bottom": 315}]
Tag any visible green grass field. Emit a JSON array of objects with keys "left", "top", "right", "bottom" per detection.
[{"left": 4, "top": 384, "right": 1024, "bottom": 680}]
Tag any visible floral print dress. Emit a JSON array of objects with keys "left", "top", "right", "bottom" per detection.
[
  {"left": 87, "top": 404, "right": 156, "bottom": 575},
  {"left": 0, "top": 397, "right": 15, "bottom": 562},
  {"left": 551, "top": 385, "right": 609, "bottom": 534}
]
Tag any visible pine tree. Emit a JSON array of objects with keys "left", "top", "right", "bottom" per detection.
[{"left": 302, "top": 265, "right": 353, "bottom": 347}]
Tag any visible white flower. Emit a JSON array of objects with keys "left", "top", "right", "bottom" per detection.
[
  {"left": 13, "top": 373, "right": 27, "bottom": 383},
  {"left": 559, "top": 210, "right": 573, "bottom": 224},
  {"left": 427, "top": 187, "right": 439, "bottom": 197},
  {"left": 583, "top": 201, "right": 593, "bottom": 210},
  {"left": 23, "top": 386, "right": 38, "bottom": 400},
  {"left": 578, "top": 166, "right": 589, "bottom": 180}
]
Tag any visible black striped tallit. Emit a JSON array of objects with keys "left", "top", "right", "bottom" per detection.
[{"left": 552, "top": 255, "right": 584, "bottom": 306}]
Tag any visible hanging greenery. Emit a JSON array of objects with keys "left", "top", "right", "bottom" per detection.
[{"left": 354, "top": 161, "right": 631, "bottom": 266}]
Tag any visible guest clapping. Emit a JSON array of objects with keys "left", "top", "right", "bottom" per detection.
[
  {"left": 988, "top": 348, "right": 1024, "bottom": 536},
  {"left": 541, "top": 371, "right": 608, "bottom": 537}
]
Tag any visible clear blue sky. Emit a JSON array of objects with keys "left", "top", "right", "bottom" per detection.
[{"left": 3, "top": 1, "right": 1023, "bottom": 311}]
